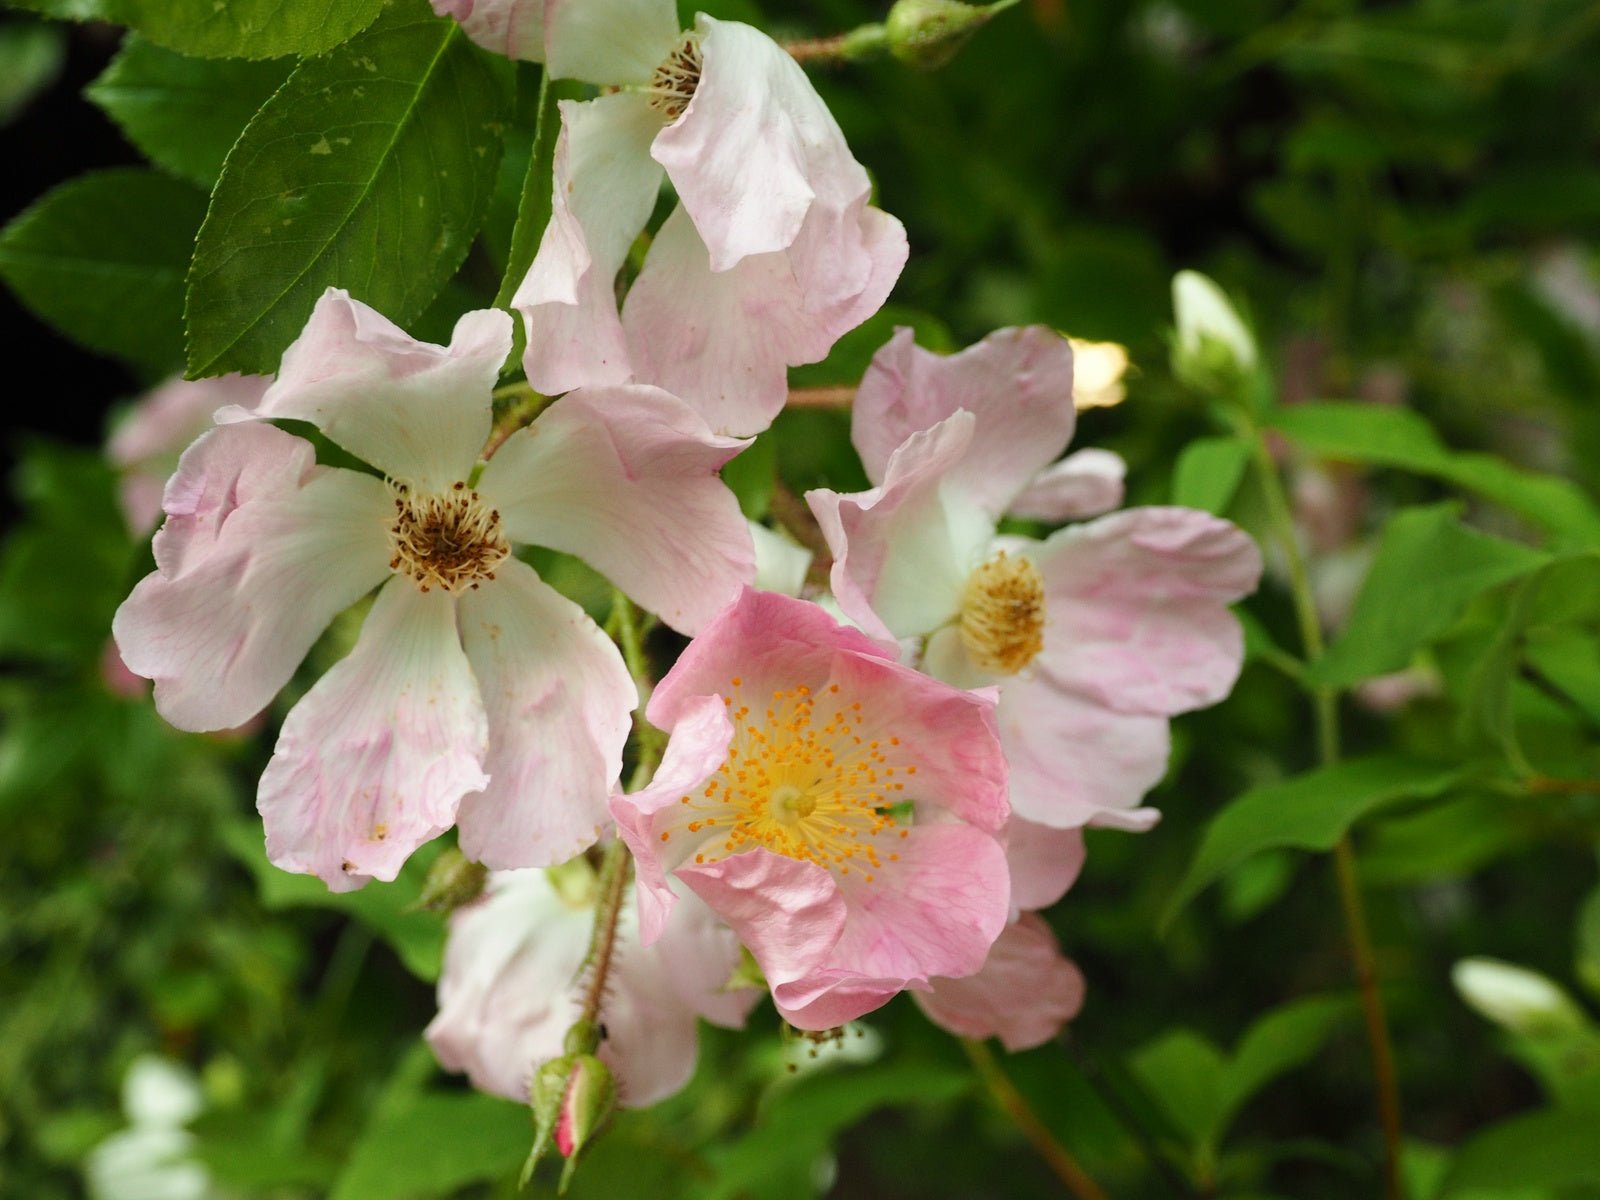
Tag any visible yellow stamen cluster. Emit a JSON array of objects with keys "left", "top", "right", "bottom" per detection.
[
  {"left": 959, "top": 550, "right": 1046, "bottom": 674},
  {"left": 665, "top": 679, "right": 918, "bottom": 884},
  {"left": 387, "top": 481, "right": 510, "bottom": 594},
  {"left": 648, "top": 33, "right": 702, "bottom": 121}
]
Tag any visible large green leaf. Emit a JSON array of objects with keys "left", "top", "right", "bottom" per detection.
[
  {"left": 0, "top": 168, "right": 208, "bottom": 373},
  {"left": 1313, "top": 504, "right": 1547, "bottom": 688},
  {"left": 1269, "top": 403, "right": 1600, "bottom": 548},
  {"left": 85, "top": 36, "right": 292, "bottom": 187},
  {"left": 1164, "top": 756, "right": 1465, "bottom": 922},
  {"left": 1441, "top": 1097, "right": 1600, "bottom": 1195},
  {"left": 1171, "top": 436, "right": 1251, "bottom": 515},
  {"left": 331, "top": 1093, "right": 528, "bottom": 1200},
  {"left": 185, "top": 2, "right": 514, "bottom": 377},
  {"left": 112, "top": 0, "right": 385, "bottom": 60}
]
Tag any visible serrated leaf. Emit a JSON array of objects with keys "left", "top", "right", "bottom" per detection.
[
  {"left": 0, "top": 167, "right": 208, "bottom": 372},
  {"left": 1313, "top": 504, "right": 1547, "bottom": 688},
  {"left": 185, "top": 3, "right": 514, "bottom": 377},
  {"left": 85, "top": 36, "right": 291, "bottom": 187},
  {"left": 1164, "top": 756, "right": 1464, "bottom": 923},
  {"left": 1171, "top": 435, "right": 1251, "bottom": 515},
  {"left": 112, "top": 0, "right": 386, "bottom": 61},
  {"left": 1269, "top": 403, "right": 1600, "bottom": 549}
]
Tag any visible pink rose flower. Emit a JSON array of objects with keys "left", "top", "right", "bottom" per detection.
[
  {"left": 427, "top": 864, "right": 757, "bottom": 1107},
  {"left": 114, "top": 289, "right": 753, "bottom": 889},
  {"left": 611, "top": 588, "right": 1012, "bottom": 1030},
  {"left": 808, "top": 327, "right": 1263, "bottom": 831},
  {"left": 453, "top": 0, "right": 907, "bottom": 436}
]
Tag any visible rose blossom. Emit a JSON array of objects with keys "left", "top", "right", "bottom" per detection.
[{"left": 114, "top": 288, "right": 753, "bottom": 889}]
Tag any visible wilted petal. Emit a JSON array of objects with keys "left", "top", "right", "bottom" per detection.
[
  {"left": 1033, "top": 507, "right": 1261, "bottom": 717},
  {"left": 113, "top": 424, "right": 392, "bottom": 732},
  {"left": 1008, "top": 448, "right": 1127, "bottom": 522},
  {"left": 258, "top": 581, "right": 489, "bottom": 890},
  {"left": 808, "top": 411, "right": 991, "bottom": 643},
  {"left": 516, "top": 93, "right": 663, "bottom": 396},
  {"left": 851, "top": 326, "right": 1077, "bottom": 515},
  {"left": 478, "top": 386, "right": 753, "bottom": 634},
  {"left": 916, "top": 914, "right": 1085, "bottom": 1051},
  {"left": 455, "top": 559, "right": 635, "bottom": 870},
  {"left": 623, "top": 203, "right": 907, "bottom": 438},
  {"left": 543, "top": 0, "right": 680, "bottom": 85},
  {"left": 227, "top": 290, "right": 509, "bottom": 492}
]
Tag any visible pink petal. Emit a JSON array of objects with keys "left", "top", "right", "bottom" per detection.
[
  {"left": 611, "top": 694, "right": 736, "bottom": 943},
  {"left": 676, "top": 849, "right": 854, "bottom": 1028},
  {"left": 997, "top": 675, "right": 1167, "bottom": 831},
  {"left": 477, "top": 386, "right": 753, "bottom": 635},
  {"left": 852, "top": 326, "right": 1077, "bottom": 515},
  {"left": 1008, "top": 448, "right": 1127, "bottom": 522},
  {"left": 915, "top": 914, "right": 1085, "bottom": 1051},
  {"left": 1033, "top": 507, "right": 1262, "bottom": 716},
  {"left": 454, "top": 559, "right": 635, "bottom": 870},
  {"left": 622, "top": 202, "right": 907, "bottom": 438},
  {"left": 543, "top": 0, "right": 680, "bottom": 85},
  {"left": 430, "top": 0, "right": 547, "bottom": 61},
  {"left": 516, "top": 93, "right": 663, "bottom": 396},
  {"left": 112, "top": 424, "right": 393, "bottom": 732},
  {"left": 654, "top": 17, "right": 861, "bottom": 273},
  {"left": 227, "top": 290, "right": 509, "bottom": 492},
  {"left": 1007, "top": 819, "right": 1086, "bottom": 915},
  {"left": 257, "top": 581, "right": 489, "bottom": 890},
  {"left": 808, "top": 411, "right": 991, "bottom": 644}
]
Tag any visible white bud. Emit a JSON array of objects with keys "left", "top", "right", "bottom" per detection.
[
  {"left": 1452, "top": 957, "right": 1588, "bottom": 1037},
  {"left": 1172, "top": 270, "right": 1258, "bottom": 388}
]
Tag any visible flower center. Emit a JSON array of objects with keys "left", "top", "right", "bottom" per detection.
[
  {"left": 387, "top": 481, "right": 510, "bottom": 594},
  {"left": 648, "top": 32, "right": 702, "bottom": 121},
  {"left": 667, "top": 680, "right": 918, "bottom": 883},
  {"left": 959, "top": 550, "right": 1046, "bottom": 674}
]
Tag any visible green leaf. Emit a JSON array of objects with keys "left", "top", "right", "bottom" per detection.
[
  {"left": 1171, "top": 436, "right": 1251, "bottom": 515},
  {"left": 85, "top": 36, "right": 292, "bottom": 187},
  {"left": 1526, "top": 626, "right": 1600, "bottom": 726},
  {"left": 0, "top": 21, "right": 64, "bottom": 126},
  {"left": 1268, "top": 404, "right": 1600, "bottom": 549},
  {"left": 222, "top": 819, "right": 446, "bottom": 981},
  {"left": 1577, "top": 883, "right": 1600, "bottom": 1003},
  {"left": 185, "top": 3, "right": 514, "bottom": 378},
  {"left": 723, "top": 434, "right": 777, "bottom": 520},
  {"left": 1220, "top": 995, "right": 1355, "bottom": 1128},
  {"left": 1441, "top": 1097, "right": 1600, "bottom": 1195},
  {"left": 112, "top": 0, "right": 385, "bottom": 61},
  {"left": 2, "top": 0, "right": 111, "bottom": 18},
  {"left": 331, "top": 1092, "right": 528, "bottom": 1200},
  {"left": 1164, "top": 756, "right": 1464, "bottom": 923},
  {"left": 0, "top": 168, "right": 208, "bottom": 373},
  {"left": 1313, "top": 504, "right": 1547, "bottom": 688},
  {"left": 1130, "top": 1030, "right": 1228, "bottom": 1148},
  {"left": 787, "top": 305, "right": 954, "bottom": 389}
]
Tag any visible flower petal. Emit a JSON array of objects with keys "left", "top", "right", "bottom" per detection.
[
  {"left": 654, "top": 17, "right": 858, "bottom": 272},
  {"left": 851, "top": 326, "right": 1077, "bottom": 515},
  {"left": 1008, "top": 448, "right": 1127, "bottom": 522},
  {"left": 1033, "top": 507, "right": 1262, "bottom": 716},
  {"left": 257, "top": 581, "right": 489, "bottom": 890},
  {"left": 1007, "top": 819, "right": 1086, "bottom": 915},
  {"left": 430, "top": 0, "right": 547, "bottom": 61},
  {"left": 622, "top": 202, "right": 907, "bottom": 437},
  {"left": 477, "top": 386, "right": 753, "bottom": 635},
  {"left": 997, "top": 674, "right": 1167, "bottom": 831},
  {"left": 226, "top": 290, "right": 509, "bottom": 491},
  {"left": 915, "top": 914, "right": 1085, "bottom": 1051},
  {"left": 543, "top": 0, "right": 680, "bottom": 85},
  {"left": 113, "top": 424, "right": 393, "bottom": 732},
  {"left": 516, "top": 93, "right": 663, "bottom": 396},
  {"left": 808, "top": 411, "right": 992, "bottom": 643},
  {"left": 454, "top": 559, "right": 635, "bottom": 870}
]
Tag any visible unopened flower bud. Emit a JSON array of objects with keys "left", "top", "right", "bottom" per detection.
[
  {"left": 884, "top": 0, "right": 1017, "bottom": 70},
  {"left": 1171, "top": 270, "right": 1258, "bottom": 395},
  {"left": 1452, "top": 957, "right": 1588, "bottom": 1038},
  {"left": 521, "top": 1019, "right": 617, "bottom": 1190},
  {"left": 412, "top": 848, "right": 488, "bottom": 914}
]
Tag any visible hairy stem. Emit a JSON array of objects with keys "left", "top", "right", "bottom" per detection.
[
  {"left": 578, "top": 837, "right": 631, "bottom": 1025},
  {"left": 1249, "top": 436, "right": 1402, "bottom": 1200},
  {"left": 962, "top": 1039, "right": 1109, "bottom": 1200}
]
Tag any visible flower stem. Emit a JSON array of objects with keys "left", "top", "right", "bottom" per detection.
[
  {"left": 784, "top": 24, "right": 887, "bottom": 65},
  {"left": 1248, "top": 435, "right": 1403, "bottom": 1200},
  {"left": 578, "top": 837, "right": 631, "bottom": 1026},
  {"left": 962, "top": 1039, "right": 1109, "bottom": 1200}
]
